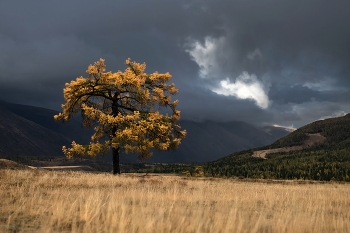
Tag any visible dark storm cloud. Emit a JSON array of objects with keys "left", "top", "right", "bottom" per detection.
[
  {"left": 0, "top": 0, "right": 349, "bottom": 127},
  {"left": 206, "top": 1, "right": 350, "bottom": 74},
  {"left": 269, "top": 84, "right": 322, "bottom": 104}
]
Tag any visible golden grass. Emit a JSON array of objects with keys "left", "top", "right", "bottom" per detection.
[{"left": 1, "top": 169, "right": 350, "bottom": 233}]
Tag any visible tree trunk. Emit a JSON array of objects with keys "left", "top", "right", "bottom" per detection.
[
  {"left": 112, "top": 147, "right": 121, "bottom": 175},
  {"left": 111, "top": 101, "right": 120, "bottom": 175}
]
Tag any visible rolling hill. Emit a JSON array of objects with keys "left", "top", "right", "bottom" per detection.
[
  {"left": 0, "top": 100, "right": 289, "bottom": 163},
  {"left": 146, "top": 120, "right": 290, "bottom": 163},
  {"left": 0, "top": 104, "right": 71, "bottom": 157},
  {"left": 0, "top": 100, "right": 92, "bottom": 144},
  {"left": 200, "top": 113, "right": 350, "bottom": 181}
]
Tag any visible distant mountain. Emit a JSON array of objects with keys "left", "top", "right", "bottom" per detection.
[
  {"left": 200, "top": 113, "right": 350, "bottom": 181},
  {"left": 0, "top": 105, "right": 71, "bottom": 156},
  {"left": 0, "top": 100, "right": 91, "bottom": 144},
  {"left": 261, "top": 125, "right": 296, "bottom": 140},
  {"left": 0, "top": 100, "right": 289, "bottom": 163},
  {"left": 147, "top": 120, "right": 289, "bottom": 163}
]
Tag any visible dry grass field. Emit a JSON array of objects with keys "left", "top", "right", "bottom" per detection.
[{"left": 1, "top": 169, "right": 350, "bottom": 233}]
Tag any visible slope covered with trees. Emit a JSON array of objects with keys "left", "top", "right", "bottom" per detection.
[
  {"left": 202, "top": 114, "right": 350, "bottom": 181},
  {"left": 268, "top": 114, "right": 350, "bottom": 149}
]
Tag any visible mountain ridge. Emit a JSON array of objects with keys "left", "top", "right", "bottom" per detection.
[
  {"left": 0, "top": 100, "right": 290, "bottom": 163},
  {"left": 0, "top": 105, "right": 71, "bottom": 156},
  {"left": 198, "top": 113, "right": 350, "bottom": 181}
]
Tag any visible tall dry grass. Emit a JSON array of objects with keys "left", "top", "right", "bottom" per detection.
[{"left": 1, "top": 169, "right": 349, "bottom": 233}]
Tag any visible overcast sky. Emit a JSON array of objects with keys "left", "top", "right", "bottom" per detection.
[{"left": 0, "top": 0, "right": 349, "bottom": 128}]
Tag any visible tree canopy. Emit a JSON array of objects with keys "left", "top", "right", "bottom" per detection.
[{"left": 54, "top": 58, "right": 186, "bottom": 174}]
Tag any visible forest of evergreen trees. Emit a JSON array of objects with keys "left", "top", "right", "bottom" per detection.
[{"left": 202, "top": 147, "right": 350, "bottom": 181}]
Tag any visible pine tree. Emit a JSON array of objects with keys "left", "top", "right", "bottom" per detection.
[{"left": 54, "top": 58, "right": 186, "bottom": 174}]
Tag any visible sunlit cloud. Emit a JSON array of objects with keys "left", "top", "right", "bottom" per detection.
[
  {"left": 273, "top": 124, "right": 297, "bottom": 132},
  {"left": 186, "top": 36, "right": 227, "bottom": 79},
  {"left": 319, "top": 110, "right": 347, "bottom": 120},
  {"left": 213, "top": 72, "right": 270, "bottom": 109},
  {"left": 186, "top": 36, "right": 270, "bottom": 109}
]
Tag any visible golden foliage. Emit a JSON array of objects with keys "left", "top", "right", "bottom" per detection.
[
  {"left": 193, "top": 166, "right": 205, "bottom": 177},
  {"left": 55, "top": 58, "right": 186, "bottom": 159}
]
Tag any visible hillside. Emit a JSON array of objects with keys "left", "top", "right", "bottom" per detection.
[
  {"left": 0, "top": 105, "right": 71, "bottom": 157},
  {"left": 0, "top": 100, "right": 91, "bottom": 144},
  {"left": 0, "top": 100, "right": 289, "bottom": 163},
  {"left": 147, "top": 120, "right": 289, "bottom": 163},
  {"left": 201, "top": 114, "right": 350, "bottom": 181},
  {"left": 267, "top": 113, "right": 350, "bottom": 148}
]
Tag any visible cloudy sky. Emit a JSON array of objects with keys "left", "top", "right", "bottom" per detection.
[{"left": 0, "top": 0, "right": 349, "bottom": 128}]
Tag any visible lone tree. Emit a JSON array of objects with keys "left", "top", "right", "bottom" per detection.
[{"left": 54, "top": 58, "right": 186, "bottom": 174}]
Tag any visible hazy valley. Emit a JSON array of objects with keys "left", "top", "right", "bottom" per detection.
[{"left": 0, "top": 100, "right": 289, "bottom": 164}]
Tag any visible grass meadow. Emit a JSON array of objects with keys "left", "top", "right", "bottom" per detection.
[{"left": 1, "top": 169, "right": 350, "bottom": 233}]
